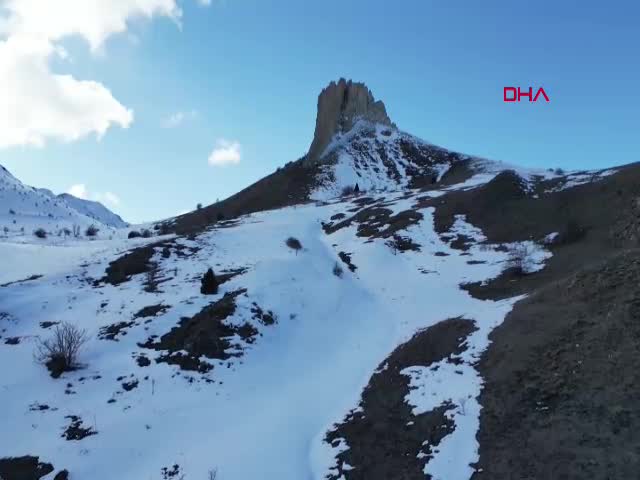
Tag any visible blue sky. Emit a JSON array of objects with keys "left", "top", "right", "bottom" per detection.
[{"left": 1, "top": 0, "right": 638, "bottom": 223}]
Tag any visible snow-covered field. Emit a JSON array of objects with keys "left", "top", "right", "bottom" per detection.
[{"left": 0, "top": 175, "right": 556, "bottom": 479}]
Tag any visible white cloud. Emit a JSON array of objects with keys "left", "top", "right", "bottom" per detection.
[
  {"left": 208, "top": 139, "right": 241, "bottom": 166},
  {"left": 162, "top": 109, "right": 197, "bottom": 128},
  {"left": 67, "top": 183, "right": 88, "bottom": 199},
  {"left": 0, "top": 0, "right": 207, "bottom": 149},
  {"left": 67, "top": 184, "right": 121, "bottom": 206},
  {"left": 101, "top": 191, "right": 121, "bottom": 206}
]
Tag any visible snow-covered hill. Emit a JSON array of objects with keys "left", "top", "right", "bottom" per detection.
[
  {"left": 0, "top": 80, "right": 631, "bottom": 480},
  {"left": 0, "top": 164, "right": 127, "bottom": 241},
  {"left": 0, "top": 174, "right": 550, "bottom": 479}
]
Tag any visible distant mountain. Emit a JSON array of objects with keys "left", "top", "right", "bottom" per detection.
[
  {"left": 0, "top": 164, "right": 127, "bottom": 238},
  {"left": 57, "top": 193, "right": 127, "bottom": 228}
]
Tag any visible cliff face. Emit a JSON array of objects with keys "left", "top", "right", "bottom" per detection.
[{"left": 305, "top": 79, "right": 393, "bottom": 166}]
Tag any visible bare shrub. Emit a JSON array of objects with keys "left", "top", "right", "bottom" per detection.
[
  {"left": 72, "top": 224, "right": 81, "bottom": 237},
  {"left": 141, "top": 229, "right": 153, "bottom": 238},
  {"left": 208, "top": 469, "right": 218, "bottom": 480},
  {"left": 33, "top": 227, "right": 47, "bottom": 239},
  {"left": 128, "top": 230, "right": 142, "bottom": 239},
  {"left": 85, "top": 224, "right": 99, "bottom": 237},
  {"left": 285, "top": 237, "right": 302, "bottom": 254},
  {"left": 35, "top": 322, "right": 88, "bottom": 378},
  {"left": 333, "top": 261, "right": 343, "bottom": 278},
  {"left": 506, "top": 243, "right": 534, "bottom": 275}
]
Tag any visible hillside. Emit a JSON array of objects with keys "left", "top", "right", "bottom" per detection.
[
  {"left": 0, "top": 80, "right": 637, "bottom": 480},
  {"left": 0, "top": 164, "right": 127, "bottom": 242}
]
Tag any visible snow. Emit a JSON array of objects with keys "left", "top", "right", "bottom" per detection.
[
  {"left": 0, "top": 163, "right": 127, "bottom": 241},
  {"left": 546, "top": 168, "right": 618, "bottom": 192},
  {"left": 0, "top": 117, "right": 624, "bottom": 479},
  {"left": 0, "top": 187, "right": 544, "bottom": 480},
  {"left": 310, "top": 122, "right": 452, "bottom": 201}
]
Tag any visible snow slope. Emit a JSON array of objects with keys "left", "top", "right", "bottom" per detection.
[
  {"left": 57, "top": 194, "right": 127, "bottom": 228},
  {"left": 0, "top": 172, "right": 556, "bottom": 480},
  {"left": 0, "top": 164, "right": 126, "bottom": 241}
]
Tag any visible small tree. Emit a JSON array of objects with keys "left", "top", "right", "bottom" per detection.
[
  {"left": 63, "top": 227, "right": 72, "bottom": 237},
  {"left": 341, "top": 185, "right": 355, "bottom": 197},
  {"left": 141, "top": 229, "right": 153, "bottom": 238},
  {"left": 2, "top": 226, "right": 8, "bottom": 237},
  {"left": 128, "top": 230, "right": 142, "bottom": 239},
  {"left": 35, "top": 322, "right": 88, "bottom": 378},
  {"left": 285, "top": 237, "right": 302, "bottom": 255},
  {"left": 354, "top": 183, "right": 360, "bottom": 194},
  {"left": 200, "top": 268, "right": 219, "bottom": 295},
  {"left": 34, "top": 227, "right": 47, "bottom": 239},
  {"left": 85, "top": 225, "right": 99, "bottom": 237},
  {"left": 197, "top": 203, "right": 203, "bottom": 210},
  {"left": 72, "top": 224, "right": 81, "bottom": 238},
  {"left": 333, "top": 261, "right": 344, "bottom": 278}
]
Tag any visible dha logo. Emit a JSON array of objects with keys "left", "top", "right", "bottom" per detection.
[{"left": 504, "top": 87, "right": 550, "bottom": 102}]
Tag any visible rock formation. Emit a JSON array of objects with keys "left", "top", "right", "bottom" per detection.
[{"left": 304, "top": 79, "right": 394, "bottom": 166}]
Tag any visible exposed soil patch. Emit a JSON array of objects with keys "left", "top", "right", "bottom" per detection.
[
  {"left": 0, "top": 274, "right": 43, "bottom": 288},
  {"left": 135, "top": 355, "right": 151, "bottom": 367},
  {"left": 323, "top": 203, "right": 424, "bottom": 242},
  {"left": 473, "top": 249, "right": 640, "bottom": 480},
  {"left": 251, "top": 303, "right": 276, "bottom": 326},
  {"left": 61, "top": 415, "right": 97, "bottom": 441},
  {"left": 0, "top": 456, "right": 54, "bottom": 480},
  {"left": 161, "top": 464, "right": 181, "bottom": 479},
  {"left": 97, "top": 242, "right": 160, "bottom": 286},
  {"left": 140, "top": 289, "right": 254, "bottom": 372},
  {"left": 338, "top": 251, "right": 357, "bottom": 272},
  {"left": 448, "top": 233, "right": 474, "bottom": 251},
  {"left": 169, "top": 157, "right": 325, "bottom": 235},
  {"left": 133, "top": 304, "right": 170, "bottom": 319},
  {"left": 121, "top": 379, "right": 139, "bottom": 391},
  {"left": 386, "top": 234, "right": 421, "bottom": 253},
  {"left": 217, "top": 267, "right": 248, "bottom": 285},
  {"left": 98, "top": 321, "right": 135, "bottom": 341},
  {"left": 39, "top": 321, "right": 59, "bottom": 329},
  {"left": 326, "top": 317, "right": 477, "bottom": 480}
]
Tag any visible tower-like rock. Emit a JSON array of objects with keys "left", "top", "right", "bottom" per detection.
[{"left": 304, "top": 79, "right": 393, "bottom": 166}]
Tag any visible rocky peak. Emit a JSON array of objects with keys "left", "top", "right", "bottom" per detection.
[{"left": 304, "top": 79, "right": 394, "bottom": 166}]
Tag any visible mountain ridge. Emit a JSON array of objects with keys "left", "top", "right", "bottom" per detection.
[{"left": 0, "top": 163, "right": 128, "bottom": 239}]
